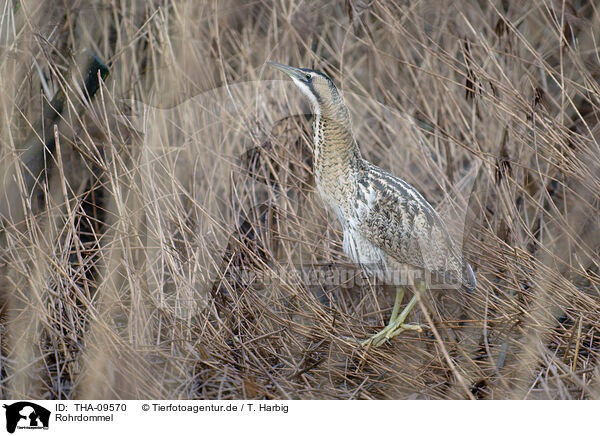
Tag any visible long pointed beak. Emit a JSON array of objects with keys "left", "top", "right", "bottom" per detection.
[{"left": 267, "top": 61, "right": 304, "bottom": 80}]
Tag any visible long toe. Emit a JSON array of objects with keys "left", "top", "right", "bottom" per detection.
[
  {"left": 361, "top": 324, "right": 394, "bottom": 347},
  {"left": 371, "top": 323, "right": 425, "bottom": 347}
]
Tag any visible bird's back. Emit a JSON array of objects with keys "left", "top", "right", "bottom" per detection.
[{"left": 344, "top": 160, "right": 476, "bottom": 290}]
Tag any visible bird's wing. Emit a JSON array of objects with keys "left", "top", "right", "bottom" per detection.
[{"left": 354, "top": 163, "right": 465, "bottom": 282}]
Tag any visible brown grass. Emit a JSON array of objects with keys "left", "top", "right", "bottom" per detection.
[{"left": 1, "top": 0, "right": 599, "bottom": 399}]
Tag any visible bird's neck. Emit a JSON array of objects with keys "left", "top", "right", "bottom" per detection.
[
  {"left": 313, "top": 104, "right": 362, "bottom": 183},
  {"left": 312, "top": 103, "right": 362, "bottom": 221}
]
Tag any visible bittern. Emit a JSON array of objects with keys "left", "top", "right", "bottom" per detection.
[{"left": 268, "top": 62, "right": 476, "bottom": 347}]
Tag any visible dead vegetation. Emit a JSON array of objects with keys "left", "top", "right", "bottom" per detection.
[{"left": 1, "top": 0, "right": 599, "bottom": 399}]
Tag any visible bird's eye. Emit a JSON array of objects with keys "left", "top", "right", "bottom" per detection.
[{"left": 305, "top": 73, "right": 311, "bottom": 81}]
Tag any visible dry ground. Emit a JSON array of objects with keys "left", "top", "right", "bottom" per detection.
[{"left": 1, "top": 0, "right": 599, "bottom": 399}]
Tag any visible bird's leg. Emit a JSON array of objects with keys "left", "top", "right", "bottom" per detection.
[
  {"left": 374, "top": 281, "right": 427, "bottom": 346},
  {"left": 353, "top": 287, "right": 401, "bottom": 347},
  {"left": 388, "top": 286, "right": 404, "bottom": 327},
  {"left": 362, "top": 282, "right": 426, "bottom": 347}
]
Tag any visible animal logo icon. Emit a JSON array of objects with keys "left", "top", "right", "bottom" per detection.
[{"left": 2, "top": 402, "right": 50, "bottom": 433}]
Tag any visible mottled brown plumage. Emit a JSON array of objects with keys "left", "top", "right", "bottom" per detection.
[{"left": 269, "top": 62, "right": 475, "bottom": 346}]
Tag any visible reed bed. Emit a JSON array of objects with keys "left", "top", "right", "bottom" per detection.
[{"left": 0, "top": 0, "right": 599, "bottom": 399}]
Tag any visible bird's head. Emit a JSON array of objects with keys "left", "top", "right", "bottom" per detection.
[{"left": 268, "top": 62, "right": 345, "bottom": 118}]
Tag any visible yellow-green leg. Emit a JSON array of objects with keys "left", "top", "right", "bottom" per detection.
[
  {"left": 362, "top": 282, "right": 426, "bottom": 347},
  {"left": 388, "top": 287, "right": 404, "bottom": 324}
]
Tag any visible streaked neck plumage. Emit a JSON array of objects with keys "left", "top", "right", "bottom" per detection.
[{"left": 310, "top": 91, "right": 363, "bottom": 223}]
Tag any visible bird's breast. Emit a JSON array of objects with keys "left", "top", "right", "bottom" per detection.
[
  {"left": 315, "top": 178, "right": 349, "bottom": 226},
  {"left": 314, "top": 158, "right": 356, "bottom": 224}
]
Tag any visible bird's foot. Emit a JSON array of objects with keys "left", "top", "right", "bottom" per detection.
[{"left": 361, "top": 323, "right": 426, "bottom": 348}]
